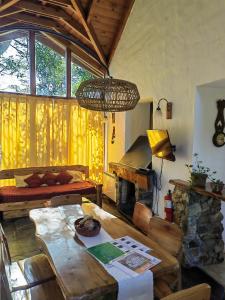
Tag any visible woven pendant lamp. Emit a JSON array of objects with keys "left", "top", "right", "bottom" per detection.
[{"left": 76, "top": 77, "right": 140, "bottom": 112}]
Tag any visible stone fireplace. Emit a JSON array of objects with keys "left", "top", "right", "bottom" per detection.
[{"left": 170, "top": 179, "right": 224, "bottom": 267}]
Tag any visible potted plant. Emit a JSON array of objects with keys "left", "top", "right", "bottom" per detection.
[
  {"left": 209, "top": 178, "right": 224, "bottom": 194},
  {"left": 185, "top": 153, "right": 211, "bottom": 188}
]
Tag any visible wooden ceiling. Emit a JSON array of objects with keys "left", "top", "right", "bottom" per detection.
[{"left": 0, "top": 0, "right": 135, "bottom": 76}]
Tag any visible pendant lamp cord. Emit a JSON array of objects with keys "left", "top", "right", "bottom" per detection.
[{"left": 111, "top": 113, "right": 116, "bottom": 144}]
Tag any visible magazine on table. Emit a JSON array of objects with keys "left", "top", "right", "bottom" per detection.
[
  {"left": 87, "top": 236, "right": 161, "bottom": 275},
  {"left": 111, "top": 249, "right": 161, "bottom": 277}
]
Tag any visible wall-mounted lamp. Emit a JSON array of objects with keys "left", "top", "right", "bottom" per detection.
[{"left": 156, "top": 98, "right": 173, "bottom": 119}]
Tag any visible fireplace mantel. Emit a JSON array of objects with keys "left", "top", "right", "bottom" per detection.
[{"left": 169, "top": 179, "right": 225, "bottom": 201}]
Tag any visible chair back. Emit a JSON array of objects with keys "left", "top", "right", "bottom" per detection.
[
  {"left": 0, "top": 224, "right": 12, "bottom": 300},
  {"left": 162, "top": 283, "right": 211, "bottom": 300},
  {"left": 0, "top": 224, "right": 11, "bottom": 265},
  {"left": 132, "top": 202, "right": 152, "bottom": 234},
  {"left": 45, "top": 194, "right": 82, "bottom": 207},
  {"left": 148, "top": 216, "right": 183, "bottom": 258}
]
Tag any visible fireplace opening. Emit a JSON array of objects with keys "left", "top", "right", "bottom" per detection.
[
  {"left": 118, "top": 179, "right": 136, "bottom": 217},
  {"left": 117, "top": 177, "right": 154, "bottom": 219}
]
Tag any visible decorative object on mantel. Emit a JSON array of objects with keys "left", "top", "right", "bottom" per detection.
[
  {"left": 155, "top": 98, "right": 173, "bottom": 119},
  {"left": 210, "top": 179, "right": 224, "bottom": 194},
  {"left": 76, "top": 74, "right": 140, "bottom": 112},
  {"left": 185, "top": 153, "right": 212, "bottom": 188},
  {"left": 212, "top": 99, "right": 225, "bottom": 147},
  {"left": 169, "top": 179, "right": 224, "bottom": 267}
]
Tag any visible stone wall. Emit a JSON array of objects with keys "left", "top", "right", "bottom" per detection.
[{"left": 172, "top": 187, "right": 224, "bottom": 267}]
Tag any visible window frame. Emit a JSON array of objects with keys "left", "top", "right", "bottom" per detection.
[{"left": 0, "top": 30, "right": 97, "bottom": 99}]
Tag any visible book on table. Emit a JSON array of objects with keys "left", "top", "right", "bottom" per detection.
[{"left": 87, "top": 236, "right": 161, "bottom": 275}]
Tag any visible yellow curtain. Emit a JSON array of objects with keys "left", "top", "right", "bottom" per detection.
[{"left": 0, "top": 93, "right": 104, "bottom": 183}]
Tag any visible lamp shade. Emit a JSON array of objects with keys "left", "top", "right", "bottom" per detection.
[{"left": 76, "top": 78, "right": 140, "bottom": 112}]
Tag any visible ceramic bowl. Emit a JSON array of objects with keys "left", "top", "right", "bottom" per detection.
[{"left": 74, "top": 217, "right": 101, "bottom": 237}]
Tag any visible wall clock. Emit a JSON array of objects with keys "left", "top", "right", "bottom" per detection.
[{"left": 212, "top": 99, "right": 225, "bottom": 147}]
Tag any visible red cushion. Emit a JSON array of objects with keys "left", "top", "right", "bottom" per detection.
[
  {"left": 42, "top": 172, "right": 57, "bottom": 186},
  {"left": 24, "top": 174, "right": 42, "bottom": 188},
  {"left": 56, "top": 171, "right": 73, "bottom": 185}
]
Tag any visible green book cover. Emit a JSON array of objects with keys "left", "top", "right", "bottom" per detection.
[{"left": 87, "top": 242, "right": 124, "bottom": 264}]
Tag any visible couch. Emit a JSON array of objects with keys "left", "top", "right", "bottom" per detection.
[{"left": 0, "top": 165, "right": 102, "bottom": 219}]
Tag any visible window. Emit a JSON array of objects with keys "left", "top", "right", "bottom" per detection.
[
  {"left": 71, "top": 60, "right": 94, "bottom": 96},
  {"left": 0, "top": 32, "right": 30, "bottom": 93},
  {"left": 35, "top": 40, "right": 66, "bottom": 97},
  {"left": 0, "top": 30, "right": 95, "bottom": 97}
]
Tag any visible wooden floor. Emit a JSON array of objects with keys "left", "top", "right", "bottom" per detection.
[{"left": 1, "top": 197, "right": 225, "bottom": 300}]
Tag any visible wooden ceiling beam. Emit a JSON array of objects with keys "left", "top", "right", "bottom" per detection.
[
  {"left": 14, "top": 1, "right": 91, "bottom": 46},
  {"left": 0, "top": 0, "right": 21, "bottom": 12},
  {"left": 87, "top": 0, "right": 97, "bottom": 24},
  {"left": 42, "top": 32, "right": 105, "bottom": 76},
  {"left": 108, "top": 0, "right": 135, "bottom": 64},
  {"left": 0, "top": 6, "right": 24, "bottom": 18},
  {"left": 40, "top": 0, "right": 71, "bottom": 8},
  {"left": 8, "top": 13, "right": 99, "bottom": 64},
  {"left": 9, "top": 13, "right": 84, "bottom": 43},
  {"left": 57, "top": 18, "right": 92, "bottom": 47},
  {"left": 0, "top": 16, "right": 19, "bottom": 28},
  {"left": 15, "top": 1, "right": 71, "bottom": 20},
  {"left": 11, "top": 12, "right": 63, "bottom": 30},
  {"left": 70, "top": 0, "right": 107, "bottom": 67}
]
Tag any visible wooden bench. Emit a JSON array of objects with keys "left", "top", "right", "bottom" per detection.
[{"left": 0, "top": 165, "right": 103, "bottom": 219}]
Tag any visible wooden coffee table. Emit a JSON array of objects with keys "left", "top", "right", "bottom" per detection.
[{"left": 29, "top": 201, "right": 178, "bottom": 300}]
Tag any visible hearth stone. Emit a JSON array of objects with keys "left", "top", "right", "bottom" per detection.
[{"left": 172, "top": 186, "right": 224, "bottom": 267}]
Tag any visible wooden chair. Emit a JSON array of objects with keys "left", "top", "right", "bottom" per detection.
[
  {"left": 148, "top": 216, "right": 183, "bottom": 258},
  {"left": 162, "top": 283, "right": 211, "bottom": 300},
  {"left": 148, "top": 216, "right": 183, "bottom": 298},
  {"left": 132, "top": 201, "right": 153, "bottom": 234},
  {"left": 45, "top": 194, "right": 82, "bottom": 207},
  {"left": 0, "top": 224, "right": 64, "bottom": 299}
]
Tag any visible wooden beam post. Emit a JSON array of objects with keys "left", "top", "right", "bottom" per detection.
[
  {"left": 0, "top": 0, "right": 21, "bottom": 12},
  {"left": 29, "top": 31, "right": 36, "bottom": 95},
  {"left": 66, "top": 47, "right": 71, "bottom": 98},
  {"left": 70, "top": 0, "right": 107, "bottom": 67}
]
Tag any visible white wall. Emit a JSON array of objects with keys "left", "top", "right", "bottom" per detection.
[
  {"left": 193, "top": 84, "right": 225, "bottom": 241},
  {"left": 106, "top": 103, "right": 151, "bottom": 168},
  {"left": 109, "top": 0, "right": 225, "bottom": 217},
  {"left": 193, "top": 85, "right": 225, "bottom": 180},
  {"left": 107, "top": 112, "right": 126, "bottom": 166},
  {"left": 125, "top": 103, "right": 150, "bottom": 150}
]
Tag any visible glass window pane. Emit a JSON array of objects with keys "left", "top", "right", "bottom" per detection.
[
  {"left": 35, "top": 39, "right": 66, "bottom": 97},
  {"left": 71, "top": 60, "right": 95, "bottom": 97},
  {"left": 0, "top": 32, "right": 30, "bottom": 93}
]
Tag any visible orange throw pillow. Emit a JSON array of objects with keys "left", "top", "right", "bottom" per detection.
[
  {"left": 42, "top": 172, "right": 57, "bottom": 186},
  {"left": 56, "top": 171, "right": 73, "bottom": 185},
  {"left": 24, "top": 174, "right": 42, "bottom": 188}
]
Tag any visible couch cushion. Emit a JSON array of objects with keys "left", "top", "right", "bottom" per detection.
[
  {"left": 56, "top": 171, "right": 73, "bottom": 185},
  {"left": 15, "top": 174, "right": 32, "bottom": 188},
  {"left": 67, "top": 170, "right": 84, "bottom": 182},
  {"left": 0, "top": 181, "right": 96, "bottom": 203},
  {"left": 42, "top": 172, "right": 57, "bottom": 186},
  {"left": 25, "top": 174, "right": 42, "bottom": 188}
]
